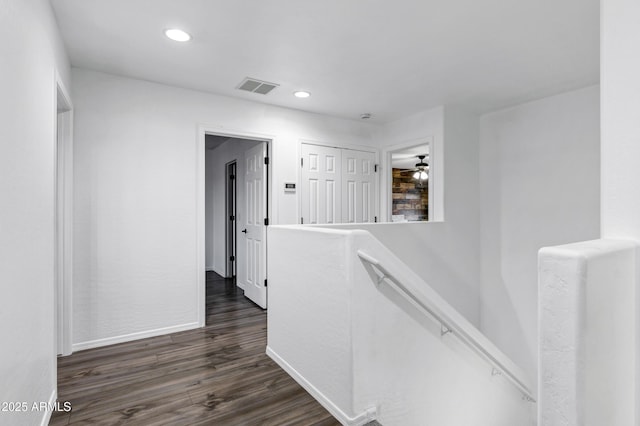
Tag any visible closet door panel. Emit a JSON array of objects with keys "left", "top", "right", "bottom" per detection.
[
  {"left": 301, "top": 144, "right": 342, "bottom": 224},
  {"left": 342, "top": 149, "right": 376, "bottom": 223}
]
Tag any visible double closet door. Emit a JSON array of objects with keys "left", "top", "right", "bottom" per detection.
[{"left": 300, "top": 143, "right": 377, "bottom": 224}]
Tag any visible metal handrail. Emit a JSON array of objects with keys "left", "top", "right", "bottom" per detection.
[{"left": 357, "top": 250, "right": 535, "bottom": 402}]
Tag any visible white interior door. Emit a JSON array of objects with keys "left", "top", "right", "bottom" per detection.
[
  {"left": 342, "top": 149, "right": 377, "bottom": 223},
  {"left": 301, "top": 144, "right": 342, "bottom": 224},
  {"left": 240, "top": 143, "right": 267, "bottom": 308}
]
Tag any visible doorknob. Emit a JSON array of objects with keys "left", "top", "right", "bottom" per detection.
[{"left": 241, "top": 229, "right": 247, "bottom": 233}]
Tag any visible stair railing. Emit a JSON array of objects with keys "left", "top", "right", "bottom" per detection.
[{"left": 357, "top": 249, "right": 535, "bottom": 402}]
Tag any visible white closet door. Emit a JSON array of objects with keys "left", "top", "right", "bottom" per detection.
[
  {"left": 301, "top": 144, "right": 342, "bottom": 224},
  {"left": 342, "top": 149, "right": 376, "bottom": 223}
]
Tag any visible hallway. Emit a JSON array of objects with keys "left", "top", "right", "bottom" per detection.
[{"left": 50, "top": 272, "right": 339, "bottom": 425}]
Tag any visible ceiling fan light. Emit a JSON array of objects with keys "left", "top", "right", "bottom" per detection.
[
  {"left": 421, "top": 171, "right": 428, "bottom": 180},
  {"left": 413, "top": 171, "right": 420, "bottom": 179}
]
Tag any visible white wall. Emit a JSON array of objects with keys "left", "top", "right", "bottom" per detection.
[
  {"left": 326, "top": 222, "right": 481, "bottom": 330},
  {"left": 374, "top": 106, "right": 482, "bottom": 326},
  {"left": 534, "top": 2, "right": 640, "bottom": 423},
  {"left": 205, "top": 138, "right": 262, "bottom": 276},
  {"left": 71, "top": 68, "right": 380, "bottom": 348},
  {"left": 0, "top": 0, "right": 70, "bottom": 424},
  {"left": 378, "top": 107, "right": 445, "bottom": 222},
  {"left": 479, "top": 85, "right": 601, "bottom": 387}
]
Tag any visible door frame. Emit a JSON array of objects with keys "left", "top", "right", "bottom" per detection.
[
  {"left": 55, "top": 72, "right": 74, "bottom": 356},
  {"left": 196, "top": 126, "right": 274, "bottom": 326},
  {"left": 225, "top": 160, "right": 237, "bottom": 278},
  {"left": 381, "top": 136, "right": 437, "bottom": 223}
]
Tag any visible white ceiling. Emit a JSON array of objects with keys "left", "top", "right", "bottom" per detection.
[
  {"left": 392, "top": 145, "right": 429, "bottom": 169},
  {"left": 50, "top": 0, "right": 599, "bottom": 123},
  {"left": 205, "top": 134, "right": 231, "bottom": 151}
]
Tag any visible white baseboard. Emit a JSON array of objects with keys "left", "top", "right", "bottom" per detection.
[
  {"left": 266, "top": 346, "right": 377, "bottom": 426},
  {"left": 72, "top": 322, "right": 200, "bottom": 352},
  {"left": 39, "top": 388, "right": 57, "bottom": 426}
]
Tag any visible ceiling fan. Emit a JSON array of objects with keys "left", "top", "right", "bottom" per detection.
[{"left": 411, "top": 155, "right": 429, "bottom": 181}]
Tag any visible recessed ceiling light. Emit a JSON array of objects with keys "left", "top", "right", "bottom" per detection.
[
  {"left": 165, "top": 28, "right": 191, "bottom": 42},
  {"left": 294, "top": 91, "right": 311, "bottom": 98}
]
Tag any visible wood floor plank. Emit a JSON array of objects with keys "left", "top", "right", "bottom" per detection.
[
  {"left": 48, "top": 412, "right": 71, "bottom": 426},
  {"left": 50, "top": 272, "right": 340, "bottom": 425}
]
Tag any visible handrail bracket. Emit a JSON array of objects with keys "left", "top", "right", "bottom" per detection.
[{"left": 440, "top": 324, "right": 452, "bottom": 336}]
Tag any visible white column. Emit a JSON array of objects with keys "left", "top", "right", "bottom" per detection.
[
  {"left": 601, "top": 0, "right": 640, "bottom": 238},
  {"left": 539, "top": 240, "right": 637, "bottom": 425},
  {"left": 599, "top": 1, "right": 640, "bottom": 423}
]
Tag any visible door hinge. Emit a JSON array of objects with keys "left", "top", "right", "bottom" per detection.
[
  {"left": 301, "top": 217, "right": 304, "bottom": 224},
  {"left": 230, "top": 255, "right": 235, "bottom": 261},
  {"left": 230, "top": 174, "right": 236, "bottom": 180},
  {"left": 264, "top": 218, "right": 269, "bottom": 226},
  {"left": 264, "top": 279, "right": 268, "bottom": 287},
  {"left": 374, "top": 216, "right": 378, "bottom": 223},
  {"left": 264, "top": 156, "right": 270, "bottom": 165},
  {"left": 230, "top": 215, "right": 235, "bottom": 221},
  {"left": 301, "top": 158, "right": 304, "bottom": 167},
  {"left": 374, "top": 164, "right": 378, "bottom": 173}
]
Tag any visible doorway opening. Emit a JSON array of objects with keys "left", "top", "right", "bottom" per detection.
[
  {"left": 55, "top": 77, "right": 73, "bottom": 356},
  {"left": 389, "top": 145, "right": 430, "bottom": 222},
  {"left": 381, "top": 138, "right": 434, "bottom": 223},
  {"left": 202, "top": 131, "right": 270, "bottom": 319}
]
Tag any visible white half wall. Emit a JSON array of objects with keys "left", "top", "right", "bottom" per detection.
[
  {"left": 268, "top": 225, "right": 535, "bottom": 426},
  {"left": 479, "top": 85, "right": 601, "bottom": 388},
  {"left": 71, "top": 68, "right": 380, "bottom": 348},
  {"left": 0, "top": 0, "right": 70, "bottom": 425}
]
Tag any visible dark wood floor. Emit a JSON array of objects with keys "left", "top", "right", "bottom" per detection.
[{"left": 50, "top": 272, "right": 340, "bottom": 425}]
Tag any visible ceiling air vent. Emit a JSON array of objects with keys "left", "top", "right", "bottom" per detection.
[{"left": 237, "top": 77, "right": 279, "bottom": 95}]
